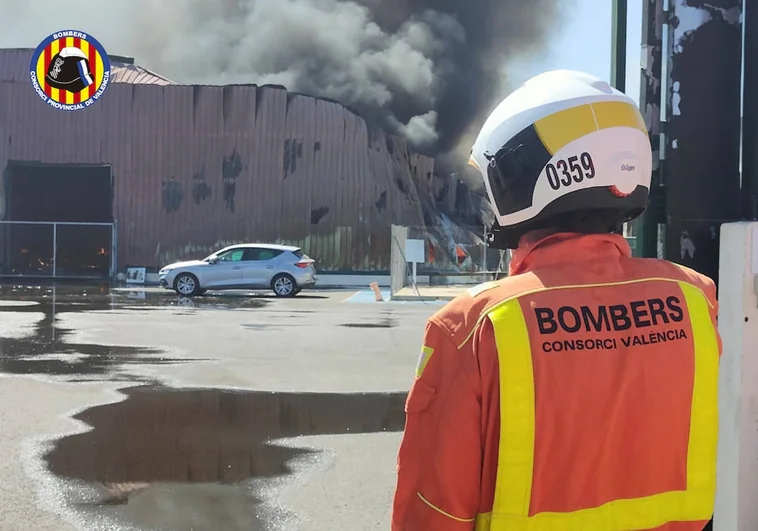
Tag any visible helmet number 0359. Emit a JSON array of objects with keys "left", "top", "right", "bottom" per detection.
[{"left": 545, "top": 152, "right": 595, "bottom": 190}]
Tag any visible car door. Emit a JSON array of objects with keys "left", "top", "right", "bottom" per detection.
[
  {"left": 240, "top": 248, "right": 284, "bottom": 288},
  {"left": 205, "top": 248, "right": 245, "bottom": 288},
  {"left": 239, "top": 248, "right": 265, "bottom": 288}
]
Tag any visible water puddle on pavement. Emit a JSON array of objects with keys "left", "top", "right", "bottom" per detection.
[
  {"left": 0, "top": 284, "right": 268, "bottom": 380},
  {"left": 44, "top": 385, "right": 407, "bottom": 531}
]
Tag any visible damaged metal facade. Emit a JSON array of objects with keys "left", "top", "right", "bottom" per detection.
[
  {"left": 663, "top": 0, "right": 742, "bottom": 282},
  {"left": 0, "top": 49, "right": 484, "bottom": 273}
]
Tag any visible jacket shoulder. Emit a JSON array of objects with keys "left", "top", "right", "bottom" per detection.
[
  {"left": 632, "top": 257, "right": 717, "bottom": 304},
  {"left": 428, "top": 275, "right": 543, "bottom": 348}
]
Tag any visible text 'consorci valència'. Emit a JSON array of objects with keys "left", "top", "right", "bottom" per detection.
[{"left": 533, "top": 296, "right": 688, "bottom": 353}]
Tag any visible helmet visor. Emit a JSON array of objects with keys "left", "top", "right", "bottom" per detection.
[{"left": 484, "top": 124, "right": 552, "bottom": 217}]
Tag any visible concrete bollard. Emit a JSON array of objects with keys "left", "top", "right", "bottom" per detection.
[{"left": 369, "top": 282, "right": 384, "bottom": 301}]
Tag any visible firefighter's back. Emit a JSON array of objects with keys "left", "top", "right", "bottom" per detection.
[
  {"left": 394, "top": 68, "right": 721, "bottom": 531},
  {"left": 433, "top": 243, "right": 719, "bottom": 530},
  {"left": 516, "top": 252, "right": 717, "bottom": 530}
]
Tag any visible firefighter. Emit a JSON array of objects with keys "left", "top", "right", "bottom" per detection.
[{"left": 391, "top": 70, "right": 721, "bottom": 531}]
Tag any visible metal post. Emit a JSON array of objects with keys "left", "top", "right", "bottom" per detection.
[
  {"left": 636, "top": 0, "right": 665, "bottom": 258},
  {"left": 51, "top": 284, "right": 56, "bottom": 343},
  {"left": 611, "top": 0, "right": 628, "bottom": 92},
  {"left": 52, "top": 222, "right": 56, "bottom": 277},
  {"left": 663, "top": 0, "right": 742, "bottom": 283},
  {"left": 613, "top": 0, "right": 640, "bottom": 253},
  {"left": 111, "top": 221, "right": 117, "bottom": 279}
]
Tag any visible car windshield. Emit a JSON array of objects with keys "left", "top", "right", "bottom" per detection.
[{"left": 202, "top": 249, "right": 229, "bottom": 261}]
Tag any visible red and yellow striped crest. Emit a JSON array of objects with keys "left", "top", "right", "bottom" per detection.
[{"left": 30, "top": 30, "right": 111, "bottom": 110}]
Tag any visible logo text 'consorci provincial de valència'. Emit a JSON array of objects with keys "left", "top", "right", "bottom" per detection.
[{"left": 29, "top": 30, "right": 112, "bottom": 111}]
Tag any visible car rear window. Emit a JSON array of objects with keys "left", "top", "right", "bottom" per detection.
[
  {"left": 258, "top": 249, "right": 283, "bottom": 260},
  {"left": 292, "top": 249, "right": 304, "bottom": 258}
]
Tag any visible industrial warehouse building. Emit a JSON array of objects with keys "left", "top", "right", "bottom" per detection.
[{"left": 0, "top": 49, "right": 485, "bottom": 279}]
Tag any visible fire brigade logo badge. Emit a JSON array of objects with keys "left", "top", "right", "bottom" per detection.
[{"left": 29, "top": 30, "right": 111, "bottom": 111}]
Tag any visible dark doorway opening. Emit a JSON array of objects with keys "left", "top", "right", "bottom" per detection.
[{"left": 1, "top": 162, "right": 114, "bottom": 278}]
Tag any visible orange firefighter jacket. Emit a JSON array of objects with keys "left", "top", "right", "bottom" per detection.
[{"left": 392, "top": 232, "right": 721, "bottom": 531}]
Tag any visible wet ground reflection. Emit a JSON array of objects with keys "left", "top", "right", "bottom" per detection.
[
  {"left": 45, "top": 385, "right": 407, "bottom": 530},
  {"left": 0, "top": 283, "right": 267, "bottom": 380}
]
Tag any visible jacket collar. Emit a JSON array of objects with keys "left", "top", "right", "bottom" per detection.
[{"left": 509, "top": 232, "right": 632, "bottom": 276}]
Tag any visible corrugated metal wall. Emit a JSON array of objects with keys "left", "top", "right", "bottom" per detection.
[{"left": 0, "top": 79, "right": 440, "bottom": 271}]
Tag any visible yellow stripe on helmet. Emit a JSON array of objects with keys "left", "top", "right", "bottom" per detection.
[{"left": 534, "top": 100, "right": 648, "bottom": 156}]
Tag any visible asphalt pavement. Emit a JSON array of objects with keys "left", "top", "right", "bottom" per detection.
[{"left": 0, "top": 283, "right": 443, "bottom": 531}]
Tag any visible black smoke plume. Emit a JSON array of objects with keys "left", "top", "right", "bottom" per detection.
[{"left": 6, "top": 0, "right": 561, "bottom": 161}]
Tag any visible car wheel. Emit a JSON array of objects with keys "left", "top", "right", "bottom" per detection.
[
  {"left": 174, "top": 273, "right": 200, "bottom": 297},
  {"left": 272, "top": 273, "right": 297, "bottom": 297}
]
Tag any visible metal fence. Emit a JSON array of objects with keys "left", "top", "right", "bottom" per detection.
[
  {"left": 403, "top": 224, "right": 508, "bottom": 274},
  {"left": 0, "top": 221, "right": 116, "bottom": 278},
  {"left": 403, "top": 223, "right": 639, "bottom": 275}
]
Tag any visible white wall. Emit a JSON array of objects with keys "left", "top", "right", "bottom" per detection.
[{"left": 715, "top": 222, "right": 758, "bottom": 530}]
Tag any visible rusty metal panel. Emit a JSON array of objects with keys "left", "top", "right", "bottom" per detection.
[
  {"left": 363, "top": 116, "right": 385, "bottom": 268},
  {"left": 165, "top": 85, "right": 195, "bottom": 262},
  {"left": 99, "top": 84, "right": 136, "bottom": 266},
  {"left": 0, "top": 74, "right": 476, "bottom": 272},
  {"left": 219, "top": 85, "right": 248, "bottom": 244},
  {"left": 248, "top": 87, "right": 286, "bottom": 255},
  {"left": 336, "top": 113, "right": 360, "bottom": 270},
  {"left": 308, "top": 99, "right": 339, "bottom": 269},
  {"left": 663, "top": 0, "right": 742, "bottom": 282},
  {"left": 128, "top": 85, "right": 156, "bottom": 265},
  {"left": 349, "top": 114, "right": 369, "bottom": 270},
  {"left": 280, "top": 94, "right": 314, "bottom": 246},
  {"left": 233, "top": 86, "right": 258, "bottom": 248},
  {"left": 156, "top": 85, "right": 224, "bottom": 265}
]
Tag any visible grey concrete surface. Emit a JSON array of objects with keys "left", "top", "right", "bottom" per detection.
[
  {"left": 0, "top": 285, "right": 441, "bottom": 531},
  {"left": 0, "top": 376, "right": 118, "bottom": 531}
]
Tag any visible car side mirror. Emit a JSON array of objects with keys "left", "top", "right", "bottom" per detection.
[{"left": 208, "top": 258, "right": 218, "bottom": 265}]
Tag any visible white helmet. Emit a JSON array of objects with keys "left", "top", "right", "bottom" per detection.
[{"left": 469, "top": 69, "right": 652, "bottom": 248}]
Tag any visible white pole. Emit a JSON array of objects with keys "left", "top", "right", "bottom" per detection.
[
  {"left": 412, "top": 261, "right": 417, "bottom": 286},
  {"left": 714, "top": 222, "right": 758, "bottom": 530}
]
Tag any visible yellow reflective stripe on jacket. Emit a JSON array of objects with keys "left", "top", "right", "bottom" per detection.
[
  {"left": 415, "top": 346, "right": 435, "bottom": 378},
  {"left": 489, "top": 295, "right": 535, "bottom": 517},
  {"left": 481, "top": 280, "right": 718, "bottom": 530}
]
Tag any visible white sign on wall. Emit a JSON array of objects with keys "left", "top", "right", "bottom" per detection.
[
  {"left": 404, "top": 239, "right": 425, "bottom": 285},
  {"left": 404, "top": 239, "right": 425, "bottom": 264},
  {"left": 126, "top": 267, "right": 146, "bottom": 284}
]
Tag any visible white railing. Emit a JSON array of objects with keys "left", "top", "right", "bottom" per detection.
[{"left": 0, "top": 220, "right": 117, "bottom": 278}]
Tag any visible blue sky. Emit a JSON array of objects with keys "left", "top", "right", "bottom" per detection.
[{"left": 510, "top": 0, "right": 643, "bottom": 103}]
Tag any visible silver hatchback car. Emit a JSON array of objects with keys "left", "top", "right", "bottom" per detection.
[{"left": 158, "top": 244, "right": 317, "bottom": 297}]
